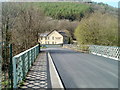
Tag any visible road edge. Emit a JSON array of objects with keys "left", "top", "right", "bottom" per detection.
[{"left": 47, "top": 52, "right": 64, "bottom": 89}]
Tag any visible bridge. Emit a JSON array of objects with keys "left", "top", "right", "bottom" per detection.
[{"left": 4, "top": 44, "right": 120, "bottom": 89}]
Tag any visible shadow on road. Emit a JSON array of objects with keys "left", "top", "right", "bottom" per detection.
[{"left": 41, "top": 48, "right": 82, "bottom": 54}]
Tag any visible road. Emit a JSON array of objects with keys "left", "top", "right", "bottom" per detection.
[{"left": 45, "top": 48, "right": 118, "bottom": 88}]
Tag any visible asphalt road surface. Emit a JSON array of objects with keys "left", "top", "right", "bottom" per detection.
[{"left": 45, "top": 48, "right": 118, "bottom": 88}]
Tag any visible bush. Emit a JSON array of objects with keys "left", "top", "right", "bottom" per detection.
[
  {"left": 74, "top": 12, "right": 118, "bottom": 46},
  {"left": 80, "top": 45, "right": 89, "bottom": 51}
]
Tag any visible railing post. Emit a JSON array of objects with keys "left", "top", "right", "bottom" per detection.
[
  {"left": 28, "top": 51, "right": 30, "bottom": 70},
  {"left": 22, "top": 54, "right": 25, "bottom": 80},
  {"left": 35, "top": 47, "right": 36, "bottom": 59},
  {"left": 33, "top": 49, "right": 34, "bottom": 62},
  {"left": 39, "top": 43, "right": 40, "bottom": 53},
  {"left": 35, "top": 47, "right": 37, "bottom": 58},
  {"left": 34, "top": 47, "right": 36, "bottom": 58},
  {"left": 31, "top": 49, "right": 34, "bottom": 64},
  {"left": 35, "top": 47, "right": 36, "bottom": 58},
  {"left": 29, "top": 50, "right": 31, "bottom": 67},
  {"left": 12, "top": 57, "right": 17, "bottom": 88},
  {"left": 33, "top": 48, "right": 35, "bottom": 62},
  {"left": 30, "top": 50, "right": 32, "bottom": 67}
]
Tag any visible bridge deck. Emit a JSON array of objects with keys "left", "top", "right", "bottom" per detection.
[{"left": 20, "top": 52, "right": 51, "bottom": 89}]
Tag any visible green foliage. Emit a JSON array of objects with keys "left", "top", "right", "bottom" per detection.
[
  {"left": 40, "top": 46, "right": 47, "bottom": 49},
  {"left": 35, "top": 2, "right": 92, "bottom": 21},
  {"left": 75, "top": 13, "right": 118, "bottom": 46},
  {"left": 2, "top": 80, "right": 9, "bottom": 86},
  {"left": 79, "top": 45, "right": 89, "bottom": 51}
]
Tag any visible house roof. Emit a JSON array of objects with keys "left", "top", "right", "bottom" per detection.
[
  {"left": 58, "top": 31, "right": 67, "bottom": 37},
  {"left": 39, "top": 32, "right": 49, "bottom": 37},
  {"left": 39, "top": 30, "right": 67, "bottom": 37}
]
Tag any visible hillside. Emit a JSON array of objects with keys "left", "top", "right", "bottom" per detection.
[
  {"left": 91, "top": 2, "right": 118, "bottom": 16},
  {"left": 35, "top": 2, "right": 117, "bottom": 21},
  {"left": 36, "top": 2, "right": 92, "bottom": 21}
]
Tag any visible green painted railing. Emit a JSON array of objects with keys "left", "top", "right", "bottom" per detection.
[
  {"left": 12, "top": 45, "right": 40, "bottom": 88},
  {"left": 89, "top": 45, "right": 120, "bottom": 61}
]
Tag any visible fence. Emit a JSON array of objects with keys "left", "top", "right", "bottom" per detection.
[
  {"left": 12, "top": 44, "right": 40, "bottom": 88},
  {"left": 89, "top": 45, "right": 120, "bottom": 61},
  {"left": 63, "top": 44, "right": 120, "bottom": 61},
  {"left": 41, "top": 44, "right": 63, "bottom": 48}
]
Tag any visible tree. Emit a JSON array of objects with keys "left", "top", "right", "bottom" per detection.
[
  {"left": 74, "top": 12, "right": 118, "bottom": 46},
  {"left": 11, "top": 3, "right": 46, "bottom": 55},
  {"left": 57, "top": 20, "right": 79, "bottom": 40}
]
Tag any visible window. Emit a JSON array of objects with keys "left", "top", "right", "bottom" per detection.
[
  {"left": 56, "top": 37, "right": 61, "bottom": 39},
  {"left": 52, "top": 42, "right": 54, "bottom": 44},
  {"left": 47, "top": 37, "right": 49, "bottom": 40},
  {"left": 45, "top": 37, "right": 47, "bottom": 40},
  {"left": 48, "top": 41, "right": 49, "bottom": 44},
  {"left": 41, "top": 37, "right": 43, "bottom": 40},
  {"left": 52, "top": 37, "right": 54, "bottom": 40}
]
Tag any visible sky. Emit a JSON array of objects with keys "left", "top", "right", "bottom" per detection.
[{"left": 92, "top": 0, "right": 119, "bottom": 8}]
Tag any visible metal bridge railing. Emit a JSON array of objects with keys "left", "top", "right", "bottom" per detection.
[
  {"left": 89, "top": 45, "right": 120, "bottom": 61},
  {"left": 12, "top": 44, "right": 40, "bottom": 88},
  {"left": 63, "top": 44, "right": 120, "bottom": 61}
]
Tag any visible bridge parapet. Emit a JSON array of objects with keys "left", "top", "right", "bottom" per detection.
[
  {"left": 63, "top": 44, "right": 120, "bottom": 61},
  {"left": 12, "top": 44, "right": 40, "bottom": 88},
  {"left": 89, "top": 45, "right": 120, "bottom": 61}
]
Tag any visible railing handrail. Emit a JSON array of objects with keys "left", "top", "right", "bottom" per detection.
[
  {"left": 90, "top": 45, "right": 120, "bottom": 48},
  {"left": 13, "top": 44, "right": 39, "bottom": 58},
  {"left": 64, "top": 44, "right": 120, "bottom": 48}
]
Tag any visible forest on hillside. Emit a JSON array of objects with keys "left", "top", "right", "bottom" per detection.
[
  {"left": 35, "top": 2, "right": 118, "bottom": 21},
  {"left": 36, "top": 2, "right": 92, "bottom": 21}
]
